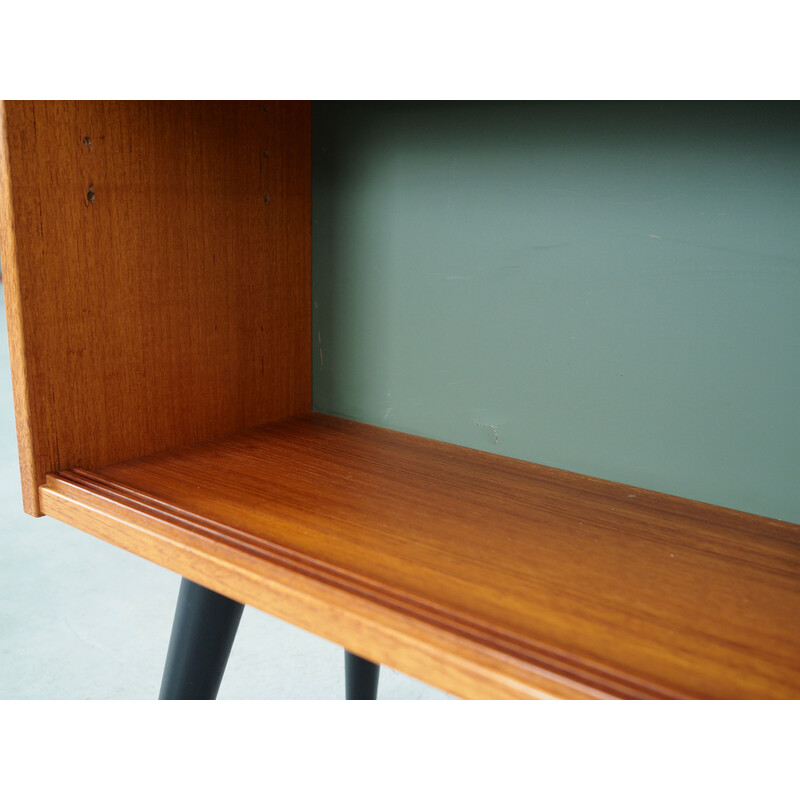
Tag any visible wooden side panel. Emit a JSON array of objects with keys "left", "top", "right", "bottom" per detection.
[
  {"left": 0, "top": 101, "right": 311, "bottom": 514},
  {"left": 0, "top": 104, "right": 36, "bottom": 508}
]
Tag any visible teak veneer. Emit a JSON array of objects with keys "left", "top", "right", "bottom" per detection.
[
  {"left": 0, "top": 100, "right": 310, "bottom": 516},
  {"left": 40, "top": 414, "right": 800, "bottom": 699},
  {"left": 2, "top": 101, "right": 799, "bottom": 699}
]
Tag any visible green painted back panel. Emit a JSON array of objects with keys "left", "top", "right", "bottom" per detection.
[{"left": 312, "top": 102, "right": 800, "bottom": 523}]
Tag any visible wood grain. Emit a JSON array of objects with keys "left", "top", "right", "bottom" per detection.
[
  {"left": 0, "top": 101, "right": 311, "bottom": 515},
  {"left": 0, "top": 103, "right": 36, "bottom": 508},
  {"left": 39, "top": 413, "right": 800, "bottom": 699}
]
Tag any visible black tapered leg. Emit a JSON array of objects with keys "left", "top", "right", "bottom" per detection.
[
  {"left": 345, "top": 650, "right": 380, "bottom": 700},
  {"left": 159, "top": 578, "right": 245, "bottom": 700}
]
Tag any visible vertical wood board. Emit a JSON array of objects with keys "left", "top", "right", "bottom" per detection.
[{"left": 0, "top": 101, "right": 311, "bottom": 514}]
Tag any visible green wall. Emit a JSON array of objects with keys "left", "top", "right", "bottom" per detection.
[{"left": 312, "top": 102, "right": 800, "bottom": 523}]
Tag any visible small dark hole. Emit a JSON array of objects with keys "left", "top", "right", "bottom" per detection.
[
  {"left": 87, "top": 186, "right": 96, "bottom": 204},
  {"left": 83, "top": 137, "right": 92, "bottom": 149}
]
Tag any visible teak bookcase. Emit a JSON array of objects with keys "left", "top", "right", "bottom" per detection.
[{"left": 1, "top": 100, "right": 798, "bottom": 699}]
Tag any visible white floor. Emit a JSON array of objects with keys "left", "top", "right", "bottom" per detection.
[{"left": 0, "top": 292, "right": 452, "bottom": 700}]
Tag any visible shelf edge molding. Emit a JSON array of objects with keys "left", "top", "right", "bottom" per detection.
[{"left": 39, "top": 470, "right": 680, "bottom": 700}]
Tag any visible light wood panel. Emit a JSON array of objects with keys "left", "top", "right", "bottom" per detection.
[
  {"left": 39, "top": 414, "right": 800, "bottom": 699},
  {"left": 0, "top": 101, "right": 311, "bottom": 515}
]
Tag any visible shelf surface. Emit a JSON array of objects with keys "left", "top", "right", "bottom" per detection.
[{"left": 40, "top": 413, "right": 800, "bottom": 699}]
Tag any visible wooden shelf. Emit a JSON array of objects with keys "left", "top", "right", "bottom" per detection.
[
  {"left": 39, "top": 413, "right": 800, "bottom": 699},
  {"left": 4, "top": 101, "right": 799, "bottom": 700}
]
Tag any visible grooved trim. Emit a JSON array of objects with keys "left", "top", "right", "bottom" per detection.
[{"left": 36, "top": 414, "right": 800, "bottom": 699}]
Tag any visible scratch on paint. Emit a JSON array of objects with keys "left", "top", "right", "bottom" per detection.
[
  {"left": 648, "top": 234, "right": 662, "bottom": 239},
  {"left": 474, "top": 420, "right": 499, "bottom": 444}
]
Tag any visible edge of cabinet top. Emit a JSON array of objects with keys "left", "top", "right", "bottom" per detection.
[{"left": 39, "top": 413, "right": 800, "bottom": 699}]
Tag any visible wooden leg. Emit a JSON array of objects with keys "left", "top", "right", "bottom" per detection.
[
  {"left": 159, "top": 578, "right": 244, "bottom": 700},
  {"left": 345, "top": 650, "right": 380, "bottom": 699}
]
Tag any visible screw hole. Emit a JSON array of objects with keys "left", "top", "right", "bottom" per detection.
[{"left": 87, "top": 185, "right": 96, "bottom": 204}]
